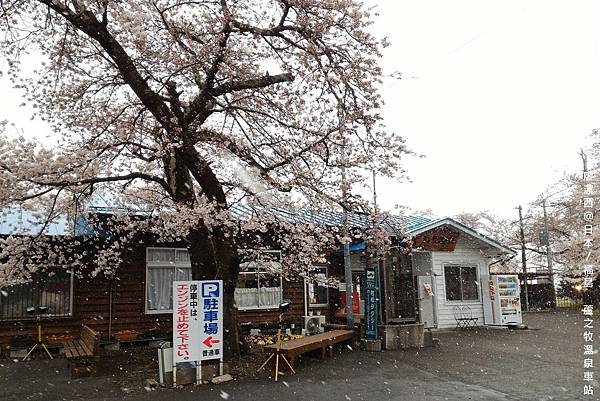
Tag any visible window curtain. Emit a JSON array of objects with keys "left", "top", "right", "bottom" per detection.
[
  {"left": 259, "top": 286, "right": 281, "bottom": 307},
  {"left": 234, "top": 287, "right": 281, "bottom": 309},
  {"left": 147, "top": 267, "right": 191, "bottom": 311},
  {"left": 147, "top": 248, "right": 175, "bottom": 263},
  {"left": 234, "top": 288, "right": 259, "bottom": 309}
]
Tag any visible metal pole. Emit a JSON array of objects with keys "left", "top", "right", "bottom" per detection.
[
  {"left": 517, "top": 205, "right": 530, "bottom": 311},
  {"left": 173, "top": 364, "right": 177, "bottom": 388},
  {"left": 542, "top": 199, "right": 556, "bottom": 306},
  {"left": 343, "top": 238, "right": 354, "bottom": 328}
]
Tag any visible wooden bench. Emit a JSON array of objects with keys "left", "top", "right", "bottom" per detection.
[
  {"left": 62, "top": 325, "right": 100, "bottom": 378},
  {"left": 264, "top": 329, "right": 354, "bottom": 367}
]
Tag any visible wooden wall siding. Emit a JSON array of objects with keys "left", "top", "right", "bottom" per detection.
[
  {"left": 0, "top": 245, "right": 168, "bottom": 346},
  {"left": 0, "top": 245, "right": 336, "bottom": 346}
]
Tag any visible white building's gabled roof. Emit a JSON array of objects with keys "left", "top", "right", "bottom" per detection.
[{"left": 405, "top": 217, "right": 516, "bottom": 255}]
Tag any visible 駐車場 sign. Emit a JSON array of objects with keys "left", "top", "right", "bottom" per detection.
[{"left": 173, "top": 280, "right": 223, "bottom": 363}]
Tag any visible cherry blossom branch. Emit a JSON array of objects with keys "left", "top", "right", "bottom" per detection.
[
  {"left": 25, "top": 172, "right": 172, "bottom": 197},
  {"left": 38, "top": 0, "right": 175, "bottom": 130}
]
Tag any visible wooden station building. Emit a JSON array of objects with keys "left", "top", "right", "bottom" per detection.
[{"left": 0, "top": 207, "right": 515, "bottom": 348}]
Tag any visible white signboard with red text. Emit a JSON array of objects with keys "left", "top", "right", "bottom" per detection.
[
  {"left": 172, "top": 280, "right": 223, "bottom": 364},
  {"left": 173, "top": 281, "right": 202, "bottom": 363}
]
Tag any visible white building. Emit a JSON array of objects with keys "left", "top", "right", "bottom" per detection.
[
  {"left": 348, "top": 217, "right": 516, "bottom": 330},
  {"left": 406, "top": 218, "right": 516, "bottom": 329}
]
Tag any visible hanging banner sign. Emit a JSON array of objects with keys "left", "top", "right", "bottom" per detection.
[
  {"left": 365, "top": 268, "right": 377, "bottom": 340},
  {"left": 173, "top": 281, "right": 203, "bottom": 363},
  {"left": 199, "top": 280, "right": 223, "bottom": 361}
]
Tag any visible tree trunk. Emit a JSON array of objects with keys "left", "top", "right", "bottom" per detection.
[{"left": 166, "top": 142, "right": 241, "bottom": 358}]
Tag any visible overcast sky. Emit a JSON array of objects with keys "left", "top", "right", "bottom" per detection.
[
  {"left": 1, "top": 1, "right": 599, "bottom": 220},
  {"left": 370, "top": 0, "right": 600, "bottom": 219}
]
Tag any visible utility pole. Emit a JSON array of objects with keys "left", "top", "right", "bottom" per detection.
[
  {"left": 542, "top": 198, "right": 557, "bottom": 306},
  {"left": 372, "top": 170, "right": 385, "bottom": 325},
  {"left": 542, "top": 199, "right": 554, "bottom": 274},
  {"left": 517, "top": 205, "right": 530, "bottom": 311},
  {"left": 340, "top": 126, "right": 354, "bottom": 329},
  {"left": 580, "top": 148, "right": 588, "bottom": 175}
]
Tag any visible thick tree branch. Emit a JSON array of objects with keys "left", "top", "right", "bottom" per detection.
[
  {"left": 210, "top": 73, "right": 294, "bottom": 98},
  {"left": 28, "top": 172, "right": 172, "bottom": 197}
]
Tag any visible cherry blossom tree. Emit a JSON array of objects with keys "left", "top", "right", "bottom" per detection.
[
  {"left": 533, "top": 170, "right": 599, "bottom": 286},
  {"left": 0, "top": 1, "right": 409, "bottom": 356}
]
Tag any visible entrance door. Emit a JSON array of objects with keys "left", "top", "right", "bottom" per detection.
[
  {"left": 394, "top": 254, "right": 416, "bottom": 319},
  {"left": 417, "top": 275, "right": 435, "bottom": 328}
]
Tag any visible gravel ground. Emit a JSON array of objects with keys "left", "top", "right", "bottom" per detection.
[{"left": 0, "top": 311, "right": 591, "bottom": 401}]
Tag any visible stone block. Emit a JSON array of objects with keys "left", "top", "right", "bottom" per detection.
[
  {"left": 363, "top": 339, "right": 382, "bottom": 352},
  {"left": 211, "top": 374, "right": 233, "bottom": 384},
  {"left": 102, "top": 341, "right": 120, "bottom": 351},
  {"left": 379, "top": 324, "right": 424, "bottom": 350}
]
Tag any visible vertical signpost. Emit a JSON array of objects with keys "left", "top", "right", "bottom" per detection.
[
  {"left": 365, "top": 267, "right": 377, "bottom": 340},
  {"left": 173, "top": 280, "right": 223, "bottom": 387},
  {"left": 199, "top": 280, "right": 224, "bottom": 376}
]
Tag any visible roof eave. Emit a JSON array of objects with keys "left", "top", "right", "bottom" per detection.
[{"left": 406, "top": 218, "right": 517, "bottom": 256}]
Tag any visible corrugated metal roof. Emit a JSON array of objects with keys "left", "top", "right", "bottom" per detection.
[
  {"left": 229, "top": 204, "right": 431, "bottom": 233},
  {"left": 0, "top": 209, "right": 70, "bottom": 236},
  {"left": 0, "top": 203, "right": 432, "bottom": 237},
  {"left": 0, "top": 206, "right": 514, "bottom": 254}
]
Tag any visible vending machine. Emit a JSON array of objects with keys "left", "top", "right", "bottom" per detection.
[{"left": 487, "top": 274, "right": 522, "bottom": 326}]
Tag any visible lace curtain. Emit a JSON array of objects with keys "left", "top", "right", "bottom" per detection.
[
  {"left": 146, "top": 266, "right": 191, "bottom": 311},
  {"left": 235, "top": 287, "right": 281, "bottom": 309}
]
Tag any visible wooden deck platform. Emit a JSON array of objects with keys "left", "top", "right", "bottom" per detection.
[{"left": 264, "top": 329, "right": 354, "bottom": 366}]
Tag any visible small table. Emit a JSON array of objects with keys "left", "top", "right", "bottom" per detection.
[{"left": 453, "top": 305, "right": 479, "bottom": 330}]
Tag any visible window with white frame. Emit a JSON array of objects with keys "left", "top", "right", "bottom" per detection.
[
  {"left": 235, "top": 251, "right": 282, "bottom": 310},
  {"left": 444, "top": 264, "right": 479, "bottom": 301},
  {"left": 307, "top": 266, "right": 328, "bottom": 307},
  {"left": 146, "top": 248, "right": 192, "bottom": 313}
]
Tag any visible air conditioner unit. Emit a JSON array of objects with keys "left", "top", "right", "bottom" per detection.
[{"left": 303, "top": 315, "right": 326, "bottom": 335}]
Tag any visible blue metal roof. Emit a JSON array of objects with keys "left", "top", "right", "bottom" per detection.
[
  {"left": 229, "top": 204, "right": 432, "bottom": 232},
  {"left": 0, "top": 206, "right": 513, "bottom": 254},
  {"left": 0, "top": 203, "right": 433, "bottom": 238}
]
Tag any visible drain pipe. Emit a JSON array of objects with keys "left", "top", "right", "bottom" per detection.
[
  {"left": 108, "top": 281, "right": 113, "bottom": 340},
  {"left": 303, "top": 278, "right": 308, "bottom": 317}
]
